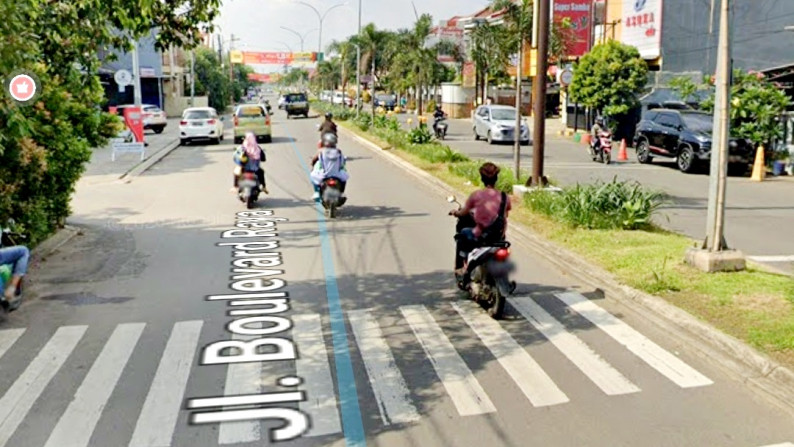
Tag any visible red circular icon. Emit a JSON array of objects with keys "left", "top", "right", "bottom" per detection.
[{"left": 9, "top": 74, "right": 36, "bottom": 102}]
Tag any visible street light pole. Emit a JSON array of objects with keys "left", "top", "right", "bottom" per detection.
[
  {"left": 132, "top": 39, "right": 143, "bottom": 106},
  {"left": 356, "top": 0, "right": 362, "bottom": 116},
  {"left": 280, "top": 26, "right": 317, "bottom": 52},
  {"left": 190, "top": 49, "right": 195, "bottom": 105},
  {"left": 296, "top": 1, "right": 347, "bottom": 56}
]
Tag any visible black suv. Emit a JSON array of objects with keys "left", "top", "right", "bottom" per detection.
[
  {"left": 374, "top": 94, "right": 396, "bottom": 110},
  {"left": 283, "top": 93, "right": 309, "bottom": 118},
  {"left": 633, "top": 109, "right": 753, "bottom": 173}
]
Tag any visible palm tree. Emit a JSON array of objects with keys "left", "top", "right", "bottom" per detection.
[
  {"left": 352, "top": 23, "right": 389, "bottom": 116},
  {"left": 327, "top": 39, "right": 355, "bottom": 95}
]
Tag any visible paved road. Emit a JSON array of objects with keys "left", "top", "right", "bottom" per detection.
[
  {"left": 396, "top": 115, "right": 794, "bottom": 274},
  {"left": 1, "top": 107, "right": 793, "bottom": 446}
]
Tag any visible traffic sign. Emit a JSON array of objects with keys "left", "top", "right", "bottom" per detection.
[
  {"left": 114, "top": 69, "right": 132, "bottom": 92},
  {"left": 559, "top": 69, "right": 574, "bottom": 87}
]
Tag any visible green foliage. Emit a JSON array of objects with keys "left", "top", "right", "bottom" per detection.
[
  {"left": 669, "top": 76, "right": 698, "bottom": 102},
  {"left": 310, "top": 100, "right": 353, "bottom": 120},
  {"left": 701, "top": 70, "right": 791, "bottom": 148},
  {"left": 408, "top": 126, "right": 433, "bottom": 144},
  {"left": 525, "top": 178, "right": 666, "bottom": 230},
  {"left": 425, "top": 99, "right": 437, "bottom": 113},
  {"left": 568, "top": 41, "right": 649, "bottom": 116},
  {"left": 194, "top": 47, "right": 231, "bottom": 111},
  {"left": 447, "top": 162, "right": 515, "bottom": 193},
  {"left": 354, "top": 113, "right": 372, "bottom": 131},
  {"left": 0, "top": 0, "right": 219, "bottom": 244}
]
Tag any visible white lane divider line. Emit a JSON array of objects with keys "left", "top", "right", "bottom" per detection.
[
  {"left": 758, "top": 443, "right": 794, "bottom": 447},
  {"left": 453, "top": 301, "right": 569, "bottom": 407},
  {"left": 218, "top": 331, "right": 263, "bottom": 444},
  {"left": 399, "top": 305, "right": 496, "bottom": 416},
  {"left": 348, "top": 309, "right": 420, "bottom": 425},
  {"left": 0, "top": 326, "right": 87, "bottom": 447},
  {"left": 129, "top": 320, "right": 204, "bottom": 447},
  {"left": 748, "top": 255, "right": 794, "bottom": 263},
  {"left": 0, "top": 328, "right": 25, "bottom": 360},
  {"left": 46, "top": 323, "right": 145, "bottom": 447},
  {"left": 509, "top": 297, "right": 641, "bottom": 396},
  {"left": 293, "top": 314, "right": 342, "bottom": 436},
  {"left": 555, "top": 292, "right": 713, "bottom": 388}
]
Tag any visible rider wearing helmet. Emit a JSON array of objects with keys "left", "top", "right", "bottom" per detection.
[
  {"left": 319, "top": 112, "right": 338, "bottom": 136},
  {"left": 591, "top": 116, "right": 605, "bottom": 151},
  {"left": 432, "top": 104, "right": 446, "bottom": 134},
  {"left": 310, "top": 132, "right": 348, "bottom": 200}
]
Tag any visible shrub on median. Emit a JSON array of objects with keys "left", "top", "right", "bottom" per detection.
[
  {"left": 447, "top": 162, "right": 516, "bottom": 194},
  {"left": 525, "top": 178, "right": 666, "bottom": 230}
]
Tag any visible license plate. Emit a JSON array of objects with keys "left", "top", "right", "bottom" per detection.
[
  {"left": 191, "top": 121, "right": 203, "bottom": 126},
  {"left": 239, "top": 180, "right": 256, "bottom": 188}
]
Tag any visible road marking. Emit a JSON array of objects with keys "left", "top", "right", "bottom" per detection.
[
  {"left": 758, "top": 444, "right": 794, "bottom": 447},
  {"left": 45, "top": 323, "right": 145, "bottom": 447},
  {"left": 293, "top": 314, "right": 342, "bottom": 436},
  {"left": 555, "top": 292, "right": 713, "bottom": 388},
  {"left": 289, "top": 128, "right": 366, "bottom": 446},
  {"left": 218, "top": 332, "right": 262, "bottom": 444},
  {"left": 748, "top": 255, "right": 794, "bottom": 263},
  {"left": 348, "top": 309, "right": 420, "bottom": 425},
  {"left": 0, "top": 326, "right": 87, "bottom": 447},
  {"left": 452, "top": 301, "right": 569, "bottom": 407},
  {"left": 129, "top": 320, "right": 203, "bottom": 447},
  {"left": 0, "top": 328, "right": 25, "bottom": 360},
  {"left": 509, "top": 297, "right": 641, "bottom": 396},
  {"left": 399, "top": 305, "right": 496, "bottom": 416}
]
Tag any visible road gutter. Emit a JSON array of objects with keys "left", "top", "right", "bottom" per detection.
[
  {"left": 119, "top": 138, "right": 181, "bottom": 182},
  {"left": 339, "top": 123, "right": 794, "bottom": 417}
]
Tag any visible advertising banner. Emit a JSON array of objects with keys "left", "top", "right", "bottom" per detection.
[
  {"left": 552, "top": 0, "right": 593, "bottom": 58},
  {"left": 247, "top": 73, "right": 272, "bottom": 83},
  {"left": 621, "top": 0, "right": 663, "bottom": 59},
  {"left": 237, "top": 52, "right": 319, "bottom": 65},
  {"left": 122, "top": 106, "right": 144, "bottom": 143}
]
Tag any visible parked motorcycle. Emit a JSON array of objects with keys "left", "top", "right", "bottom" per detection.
[
  {"left": 434, "top": 117, "right": 448, "bottom": 140},
  {"left": 1, "top": 220, "right": 26, "bottom": 313},
  {"left": 589, "top": 129, "right": 613, "bottom": 164},
  {"left": 448, "top": 196, "right": 516, "bottom": 319},
  {"left": 235, "top": 167, "right": 261, "bottom": 209},
  {"left": 320, "top": 177, "right": 346, "bottom": 218}
]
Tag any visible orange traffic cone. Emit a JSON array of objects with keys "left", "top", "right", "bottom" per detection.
[
  {"left": 750, "top": 144, "right": 766, "bottom": 181},
  {"left": 618, "top": 139, "right": 628, "bottom": 161}
]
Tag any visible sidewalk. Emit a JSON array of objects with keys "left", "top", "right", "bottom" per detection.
[{"left": 80, "top": 118, "right": 181, "bottom": 185}]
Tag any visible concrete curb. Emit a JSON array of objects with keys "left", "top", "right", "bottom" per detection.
[
  {"left": 29, "top": 225, "right": 81, "bottom": 264},
  {"left": 119, "top": 138, "right": 182, "bottom": 182},
  {"left": 340, "top": 123, "right": 794, "bottom": 416}
]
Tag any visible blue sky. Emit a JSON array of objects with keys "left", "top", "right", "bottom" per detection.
[{"left": 215, "top": 0, "right": 490, "bottom": 72}]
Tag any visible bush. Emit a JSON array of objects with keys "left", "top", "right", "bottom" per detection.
[
  {"left": 426, "top": 99, "right": 437, "bottom": 113},
  {"left": 354, "top": 113, "right": 372, "bottom": 131},
  {"left": 447, "top": 162, "right": 515, "bottom": 193},
  {"left": 525, "top": 178, "right": 666, "bottom": 230},
  {"left": 408, "top": 126, "right": 433, "bottom": 144}
]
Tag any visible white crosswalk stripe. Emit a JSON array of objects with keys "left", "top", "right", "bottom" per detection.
[
  {"left": 0, "top": 325, "right": 87, "bottom": 447},
  {"left": 46, "top": 323, "right": 145, "bottom": 447},
  {"left": 293, "top": 313, "right": 342, "bottom": 437},
  {"left": 0, "top": 292, "right": 720, "bottom": 444},
  {"left": 555, "top": 292, "right": 713, "bottom": 388},
  {"left": 400, "top": 305, "right": 497, "bottom": 416},
  {"left": 348, "top": 309, "right": 420, "bottom": 425},
  {"left": 509, "top": 297, "right": 641, "bottom": 396},
  {"left": 452, "top": 301, "right": 569, "bottom": 407},
  {"left": 129, "top": 320, "right": 203, "bottom": 447}
]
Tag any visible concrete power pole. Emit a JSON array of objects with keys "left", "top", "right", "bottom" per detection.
[
  {"left": 686, "top": 0, "right": 745, "bottom": 272},
  {"left": 356, "top": 0, "right": 362, "bottom": 117},
  {"left": 513, "top": 30, "right": 523, "bottom": 182},
  {"left": 132, "top": 39, "right": 143, "bottom": 107},
  {"left": 530, "top": 0, "right": 550, "bottom": 187}
]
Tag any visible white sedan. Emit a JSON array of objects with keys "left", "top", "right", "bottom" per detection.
[{"left": 179, "top": 107, "right": 225, "bottom": 145}]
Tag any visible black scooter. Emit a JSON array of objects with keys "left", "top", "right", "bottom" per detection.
[
  {"left": 434, "top": 117, "right": 448, "bottom": 140},
  {"left": 319, "top": 177, "right": 346, "bottom": 218}
]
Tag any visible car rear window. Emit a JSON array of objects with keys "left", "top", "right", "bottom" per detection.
[
  {"left": 237, "top": 106, "right": 265, "bottom": 117},
  {"left": 286, "top": 94, "right": 306, "bottom": 101},
  {"left": 185, "top": 110, "right": 212, "bottom": 119},
  {"left": 144, "top": 106, "right": 161, "bottom": 113}
]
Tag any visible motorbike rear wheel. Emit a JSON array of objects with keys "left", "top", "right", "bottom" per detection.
[{"left": 603, "top": 150, "right": 611, "bottom": 165}]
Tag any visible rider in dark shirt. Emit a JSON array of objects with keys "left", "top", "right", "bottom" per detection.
[{"left": 319, "top": 112, "right": 337, "bottom": 135}]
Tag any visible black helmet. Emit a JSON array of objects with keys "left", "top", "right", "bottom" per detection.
[
  {"left": 325, "top": 112, "right": 333, "bottom": 120},
  {"left": 322, "top": 132, "right": 337, "bottom": 147},
  {"left": 595, "top": 115, "right": 605, "bottom": 125}
]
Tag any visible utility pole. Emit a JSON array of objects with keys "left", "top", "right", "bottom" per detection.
[
  {"left": 529, "top": 0, "right": 550, "bottom": 187},
  {"left": 513, "top": 26, "right": 524, "bottom": 182},
  {"left": 190, "top": 50, "right": 195, "bottom": 105},
  {"left": 356, "top": 0, "right": 362, "bottom": 116},
  {"left": 229, "top": 34, "right": 240, "bottom": 106},
  {"left": 687, "top": 0, "right": 745, "bottom": 272},
  {"left": 132, "top": 39, "right": 142, "bottom": 106}
]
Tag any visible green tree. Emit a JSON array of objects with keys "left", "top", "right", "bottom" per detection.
[
  {"left": 568, "top": 40, "right": 649, "bottom": 116},
  {"left": 669, "top": 76, "right": 698, "bottom": 103},
  {"left": 0, "top": 0, "right": 220, "bottom": 243},
  {"left": 701, "top": 70, "right": 791, "bottom": 150},
  {"left": 193, "top": 47, "right": 230, "bottom": 111}
]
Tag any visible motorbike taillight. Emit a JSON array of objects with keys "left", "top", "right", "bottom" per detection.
[
  {"left": 327, "top": 179, "right": 337, "bottom": 186},
  {"left": 244, "top": 173, "right": 256, "bottom": 179},
  {"left": 494, "top": 248, "right": 510, "bottom": 261}
]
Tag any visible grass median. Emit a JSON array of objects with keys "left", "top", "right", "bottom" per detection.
[{"left": 313, "top": 102, "right": 794, "bottom": 369}]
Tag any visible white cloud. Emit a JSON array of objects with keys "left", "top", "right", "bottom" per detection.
[{"left": 215, "top": 0, "right": 489, "bottom": 72}]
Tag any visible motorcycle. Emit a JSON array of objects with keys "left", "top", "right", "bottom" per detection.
[
  {"left": 1, "top": 219, "right": 26, "bottom": 313},
  {"left": 448, "top": 196, "right": 516, "bottom": 320},
  {"left": 434, "top": 117, "right": 448, "bottom": 140},
  {"left": 319, "top": 177, "right": 346, "bottom": 218},
  {"left": 235, "top": 167, "right": 261, "bottom": 209},
  {"left": 589, "top": 129, "right": 613, "bottom": 164}
]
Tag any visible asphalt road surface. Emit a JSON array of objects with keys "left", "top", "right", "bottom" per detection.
[{"left": 1, "top": 107, "right": 793, "bottom": 447}]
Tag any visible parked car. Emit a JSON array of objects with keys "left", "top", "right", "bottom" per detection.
[
  {"left": 333, "top": 91, "right": 354, "bottom": 107},
  {"left": 277, "top": 94, "right": 288, "bottom": 109},
  {"left": 179, "top": 107, "right": 225, "bottom": 145},
  {"left": 374, "top": 94, "right": 396, "bottom": 110},
  {"left": 283, "top": 92, "right": 309, "bottom": 118},
  {"left": 633, "top": 109, "right": 753, "bottom": 173},
  {"left": 233, "top": 104, "right": 272, "bottom": 144},
  {"left": 115, "top": 104, "right": 167, "bottom": 134},
  {"left": 320, "top": 90, "right": 333, "bottom": 102},
  {"left": 472, "top": 105, "right": 530, "bottom": 145}
]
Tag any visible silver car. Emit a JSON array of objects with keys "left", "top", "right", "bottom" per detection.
[{"left": 473, "top": 105, "right": 530, "bottom": 145}]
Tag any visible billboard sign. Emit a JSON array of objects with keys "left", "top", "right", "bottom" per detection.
[
  {"left": 552, "top": 0, "right": 593, "bottom": 58},
  {"left": 621, "top": 0, "right": 663, "bottom": 59}
]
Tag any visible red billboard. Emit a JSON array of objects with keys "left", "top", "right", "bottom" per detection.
[
  {"left": 553, "top": 0, "right": 593, "bottom": 58},
  {"left": 247, "top": 73, "right": 272, "bottom": 83},
  {"left": 239, "top": 52, "right": 318, "bottom": 65}
]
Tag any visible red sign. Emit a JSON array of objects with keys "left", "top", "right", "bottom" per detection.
[
  {"left": 123, "top": 107, "right": 144, "bottom": 143},
  {"left": 247, "top": 73, "right": 272, "bottom": 83},
  {"left": 241, "top": 52, "right": 318, "bottom": 65},
  {"left": 553, "top": 0, "right": 593, "bottom": 58},
  {"left": 9, "top": 74, "right": 36, "bottom": 102}
]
